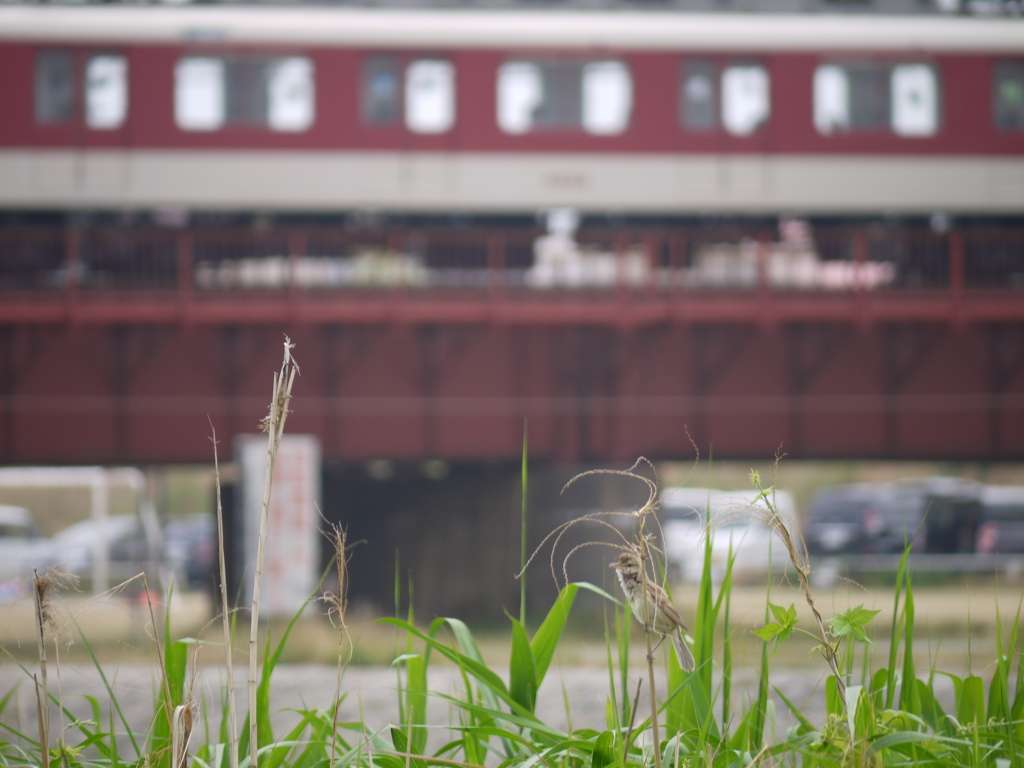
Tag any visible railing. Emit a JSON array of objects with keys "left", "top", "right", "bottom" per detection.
[{"left": 2, "top": 224, "right": 1023, "bottom": 322}]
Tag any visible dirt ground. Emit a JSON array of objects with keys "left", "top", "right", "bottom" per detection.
[{"left": 2, "top": 579, "right": 1019, "bottom": 666}]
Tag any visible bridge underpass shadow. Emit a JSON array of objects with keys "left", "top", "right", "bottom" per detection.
[{"left": 318, "top": 460, "right": 655, "bottom": 627}]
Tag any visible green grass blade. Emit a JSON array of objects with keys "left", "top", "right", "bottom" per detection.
[
  {"left": 673, "top": 508, "right": 721, "bottom": 742},
  {"left": 520, "top": 420, "right": 528, "bottom": 627},
  {"left": 957, "top": 675, "right": 986, "bottom": 728},
  {"left": 151, "top": 635, "right": 189, "bottom": 768},
  {"left": 379, "top": 618, "right": 527, "bottom": 719},
  {"left": 389, "top": 728, "right": 427, "bottom": 768},
  {"left": 899, "top": 570, "right": 919, "bottom": 714},
  {"left": 255, "top": 595, "right": 314, "bottom": 751},
  {"left": 886, "top": 544, "right": 912, "bottom": 710},
  {"left": 529, "top": 583, "right": 579, "bottom": 686},
  {"left": 70, "top": 617, "right": 142, "bottom": 759},
  {"left": 509, "top": 617, "right": 538, "bottom": 715},
  {"left": 403, "top": 653, "right": 428, "bottom": 755},
  {"left": 590, "top": 730, "right": 616, "bottom": 768}
]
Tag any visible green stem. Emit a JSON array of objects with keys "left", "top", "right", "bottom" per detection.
[{"left": 519, "top": 420, "right": 528, "bottom": 627}]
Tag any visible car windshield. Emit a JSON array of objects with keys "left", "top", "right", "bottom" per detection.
[
  {"left": 808, "top": 496, "right": 874, "bottom": 523},
  {"left": 660, "top": 489, "right": 721, "bottom": 525},
  {"left": 53, "top": 516, "right": 139, "bottom": 547},
  {"left": 982, "top": 503, "right": 1024, "bottom": 522}
]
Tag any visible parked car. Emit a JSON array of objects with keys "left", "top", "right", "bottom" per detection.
[
  {"left": 661, "top": 487, "right": 796, "bottom": 584},
  {"left": 163, "top": 514, "right": 216, "bottom": 591},
  {"left": 0, "top": 505, "right": 53, "bottom": 596},
  {"left": 975, "top": 486, "right": 1024, "bottom": 555},
  {"left": 884, "top": 477, "right": 983, "bottom": 554},
  {"left": 44, "top": 514, "right": 162, "bottom": 593},
  {"left": 803, "top": 484, "right": 892, "bottom": 556},
  {"left": 660, "top": 487, "right": 723, "bottom": 583},
  {"left": 804, "top": 477, "right": 984, "bottom": 557}
]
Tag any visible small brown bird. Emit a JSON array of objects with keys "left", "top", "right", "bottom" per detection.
[{"left": 611, "top": 551, "right": 695, "bottom": 671}]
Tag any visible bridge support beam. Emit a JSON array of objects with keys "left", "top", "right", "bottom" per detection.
[{"left": 1, "top": 321, "right": 1021, "bottom": 464}]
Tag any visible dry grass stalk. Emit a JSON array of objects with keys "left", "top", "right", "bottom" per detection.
[
  {"left": 209, "top": 421, "right": 240, "bottom": 768},
  {"left": 747, "top": 465, "right": 847, "bottom": 701},
  {"left": 516, "top": 458, "right": 671, "bottom": 591},
  {"left": 139, "top": 571, "right": 184, "bottom": 764},
  {"left": 32, "top": 566, "right": 78, "bottom": 768},
  {"left": 320, "top": 517, "right": 352, "bottom": 767},
  {"left": 32, "top": 570, "right": 51, "bottom": 768},
  {"left": 170, "top": 643, "right": 201, "bottom": 768},
  {"left": 521, "top": 458, "right": 669, "bottom": 768},
  {"left": 248, "top": 337, "right": 300, "bottom": 768}
]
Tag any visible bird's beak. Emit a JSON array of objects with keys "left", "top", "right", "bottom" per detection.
[{"left": 609, "top": 562, "right": 622, "bottom": 569}]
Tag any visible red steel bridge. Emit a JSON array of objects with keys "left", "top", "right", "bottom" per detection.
[{"left": 2, "top": 221, "right": 1024, "bottom": 465}]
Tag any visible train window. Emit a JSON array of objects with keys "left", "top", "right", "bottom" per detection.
[
  {"left": 815, "top": 63, "right": 887, "bottom": 133},
  {"left": 890, "top": 64, "right": 938, "bottom": 137},
  {"left": 814, "top": 62, "right": 938, "bottom": 137},
  {"left": 176, "top": 55, "right": 315, "bottom": 132},
  {"left": 497, "top": 62, "right": 542, "bottom": 133},
  {"left": 994, "top": 63, "right": 1024, "bottom": 130},
  {"left": 497, "top": 59, "right": 631, "bottom": 135},
  {"left": 85, "top": 55, "right": 127, "bottom": 130},
  {"left": 405, "top": 59, "right": 455, "bottom": 134},
  {"left": 176, "top": 58, "right": 226, "bottom": 131},
  {"left": 721, "top": 65, "right": 769, "bottom": 136},
  {"left": 35, "top": 50, "right": 74, "bottom": 124},
  {"left": 814, "top": 66, "right": 849, "bottom": 133},
  {"left": 680, "top": 60, "right": 769, "bottom": 135},
  {"left": 681, "top": 59, "right": 716, "bottom": 130},
  {"left": 267, "top": 58, "right": 315, "bottom": 132},
  {"left": 224, "top": 59, "right": 269, "bottom": 125},
  {"left": 363, "top": 56, "right": 400, "bottom": 125},
  {"left": 581, "top": 61, "right": 632, "bottom": 135}
]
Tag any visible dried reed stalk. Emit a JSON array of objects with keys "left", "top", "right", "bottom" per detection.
[
  {"left": 209, "top": 421, "right": 240, "bottom": 768},
  {"left": 248, "top": 338, "right": 299, "bottom": 768},
  {"left": 749, "top": 470, "right": 846, "bottom": 702},
  {"left": 321, "top": 521, "right": 351, "bottom": 767},
  {"left": 632, "top": 495, "right": 663, "bottom": 768},
  {"left": 171, "top": 701, "right": 197, "bottom": 768},
  {"left": 32, "top": 569, "right": 50, "bottom": 768},
  {"left": 559, "top": 460, "right": 666, "bottom": 768}
]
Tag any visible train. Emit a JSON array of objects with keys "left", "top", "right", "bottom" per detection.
[{"left": 0, "top": 6, "right": 1023, "bottom": 219}]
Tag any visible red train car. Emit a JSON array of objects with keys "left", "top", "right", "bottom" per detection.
[{"left": 0, "top": 6, "right": 1022, "bottom": 217}]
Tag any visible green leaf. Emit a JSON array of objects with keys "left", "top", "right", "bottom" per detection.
[
  {"left": 769, "top": 602, "right": 795, "bottom": 626},
  {"left": 752, "top": 603, "right": 797, "bottom": 656},
  {"left": 751, "top": 623, "right": 784, "bottom": 642},
  {"left": 150, "top": 635, "right": 190, "bottom": 768},
  {"left": 509, "top": 617, "right": 538, "bottom": 715},
  {"left": 403, "top": 653, "right": 428, "bottom": 754},
  {"left": 830, "top": 604, "right": 881, "bottom": 644},
  {"left": 825, "top": 675, "right": 844, "bottom": 718},
  {"left": 389, "top": 728, "right": 427, "bottom": 768},
  {"left": 957, "top": 675, "right": 985, "bottom": 727},
  {"left": 914, "top": 678, "right": 953, "bottom": 737},
  {"left": 529, "top": 583, "right": 578, "bottom": 687},
  {"left": 591, "top": 730, "right": 616, "bottom": 768},
  {"left": 899, "top": 579, "right": 918, "bottom": 713}
]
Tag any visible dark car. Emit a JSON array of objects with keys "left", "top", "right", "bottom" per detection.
[
  {"left": 804, "top": 477, "right": 984, "bottom": 556},
  {"left": 975, "top": 486, "right": 1024, "bottom": 555},
  {"left": 803, "top": 484, "right": 892, "bottom": 556},
  {"left": 884, "top": 477, "right": 983, "bottom": 554},
  {"left": 163, "top": 514, "right": 216, "bottom": 591}
]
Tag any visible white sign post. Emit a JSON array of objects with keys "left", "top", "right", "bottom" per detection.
[{"left": 236, "top": 434, "right": 321, "bottom": 618}]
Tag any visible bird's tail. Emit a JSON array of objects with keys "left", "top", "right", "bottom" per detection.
[{"left": 672, "top": 629, "right": 695, "bottom": 672}]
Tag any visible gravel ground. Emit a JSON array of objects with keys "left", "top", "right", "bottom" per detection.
[{"left": 0, "top": 660, "right": 956, "bottom": 755}]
